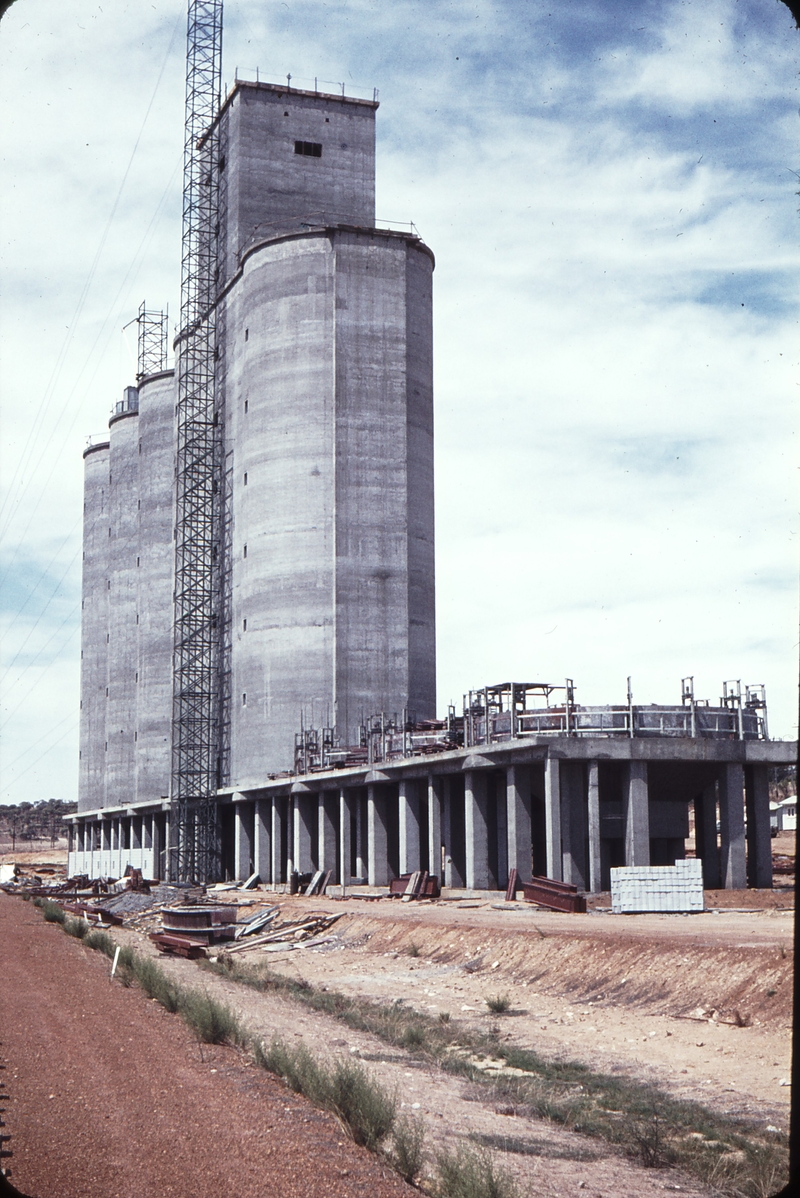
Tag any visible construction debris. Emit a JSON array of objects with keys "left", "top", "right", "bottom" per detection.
[
  {"left": 234, "top": 906, "right": 278, "bottom": 938},
  {"left": 304, "top": 870, "right": 332, "bottom": 896},
  {"left": 388, "top": 872, "right": 440, "bottom": 899},
  {"left": 521, "top": 876, "right": 587, "bottom": 914},
  {"left": 217, "top": 912, "right": 344, "bottom": 957},
  {"left": 159, "top": 906, "right": 238, "bottom": 944},
  {"left": 149, "top": 931, "right": 207, "bottom": 959}
]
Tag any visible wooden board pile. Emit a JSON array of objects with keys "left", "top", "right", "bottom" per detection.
[{"left": 215, "top": 911, "right": 344, "bottom": 959}]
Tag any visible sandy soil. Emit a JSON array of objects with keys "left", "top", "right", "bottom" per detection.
[
  {"left": 0, "top": 847, "right": 68, "bottom": 868},
  {"left": 0, "top": 894, "right": 413, "bottom": 1198},
  {"left": 250, "top": 898, "right": 792, "bottom": 1123}
]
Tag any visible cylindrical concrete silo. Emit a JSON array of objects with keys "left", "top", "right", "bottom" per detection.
[
  {"left": 105, "top": 388, "right": 140, "bottom": 807},
  {"left": 225, "top": 226, "right": 435, "bottom": 782},
  {"left": 135, "top": 369, "right": 176, "bottom": 806},
  {"left": 78, "top": 440, "right": 110, "bottom": 812}
]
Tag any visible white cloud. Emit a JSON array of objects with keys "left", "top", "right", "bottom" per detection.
[{"left": 0, "top": 0, "right": 797, "bottom": 804}]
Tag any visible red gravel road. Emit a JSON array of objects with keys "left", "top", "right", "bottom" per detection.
[{"left": 0, "top": 894, "right": 413, "bottom": 1198}]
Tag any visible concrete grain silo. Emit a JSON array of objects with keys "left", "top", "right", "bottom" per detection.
[
  {"left": 78, "top": 440, "right": 110, "bottom": 816},
  {"left": 218, "top": 82, "right": 436, "bottom": 779},
  {"left": 104, "top": 388, "right": 140, "bottom": 814},
  {"left": 134, "top": 369, "right": 176, "bottom": 808}
]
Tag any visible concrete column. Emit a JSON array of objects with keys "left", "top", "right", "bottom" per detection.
[
  {"left": 427, "top": 774, "right": 443, "bottom": 882},
  {"left": 544, "top": 757, "right": 562, "bottom": 881},
  {"left": 339, "top": 789, "right": 352, "bottom": 887},
  {"left": 318, "top": 792, "right": 337, "bottom": 874},
  {"left": 625, "top": 760, "right": 650, "bottom": 867},
  {"left": 271, "top": 797, "right": 286, "bottom": 885},
  {"left": 253, "top": 799, "right": 271, "bottom": 884},
  {"left": 234, "top": 799, "right": 253, "bottom": 882},
  {"left": 152, "top": 815, "right": 162, "bottom": 880},
  {"left": 398, "top": 780, "right": 421, "bottom": 875},
  {"left": 560, "top": 762, "right": 588, "bottom": 889},
  {"left": 442, "top": 780, "right": 455, "bottom": 888},
  {"left": 745, "top": 765, "right": 772, "bottom": 889},
  {"left": 464, "top": 771, "right": 490, "bottom": 890},
  {"left": 163, "top": 813, "right": 171, "bottom": 882},
  {"left": 719, "top": 763, "right": 746, "bottom": 890},
  {"left": 496, "top": 776, "right": 508, "bottom": 887},
  {"left": 587, "top": 761, "right": 602, "bottom": 894},
  {"left": 694, "top": 785, "right": 720, "bottom": 889},
  {"left": 355, "top": 794, "right": 366, "bottom": 880},
  {"left": 506, "top": 765, "right": 532, "bottom": 885},
  {"left": 367, "top": 785, "right": 389, "bottom": 887},
  {"left": 294, "top": 794, "right": 315, "bottom": 875}
]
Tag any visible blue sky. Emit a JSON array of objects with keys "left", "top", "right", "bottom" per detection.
[{"left": 0, "top": 0, "right": 798, "bottom": 804}]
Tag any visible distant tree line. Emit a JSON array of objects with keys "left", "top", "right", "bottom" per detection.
[
  {"left": 0, "top": 799, "right": 77, "bottom": 849},
  {"left": 769, "top": 765, "right": 796, "bottom": 803}
]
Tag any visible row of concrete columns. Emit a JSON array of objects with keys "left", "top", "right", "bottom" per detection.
[
  {"left": 70, "top": 758, "right": 772, "bottom": 891},
  {"left": 230, "top": 759, "right": 771, "bottom": 892}
]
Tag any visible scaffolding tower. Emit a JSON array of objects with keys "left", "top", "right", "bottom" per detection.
[
  {"left": 170, "top": 0, "right": 224, "bottom": 883},
  {"left": 136, "top": 301, "right": 170, "bottom": 381}
]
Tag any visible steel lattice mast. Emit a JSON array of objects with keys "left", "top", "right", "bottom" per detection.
[{"left": 170, "top": 0, "right": 224, "bottom": 882}]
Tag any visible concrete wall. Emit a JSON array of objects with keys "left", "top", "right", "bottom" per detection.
[
  {"left": 219, "top": 81, "right": 376, "bottom": 281},
  {"left": 105, "top": 407, "right": 139, "bottom": 808},
  {"left": 77, "top": 443, "right": 110, "bottom": 812},
  {"left": 226, "top": 228, "right": 435, "bottom": 781},
  {"left": 135, "top": 371, "right": 176, "bottom": 806}
]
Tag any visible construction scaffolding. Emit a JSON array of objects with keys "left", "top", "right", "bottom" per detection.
[
  {"left": 292, "top": 677, "right": 771, "bottom": 774},
  {"left": 170, "top": 0, "right": 224, "bottom": 883},
  {"left": 135, "top": 301, "right": 169, "bottom": 380}
]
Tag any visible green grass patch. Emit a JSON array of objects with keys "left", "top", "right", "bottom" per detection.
[
  {"left": 40, "top": 899, "right": 66, "bottom": 924},
  {"left": 179, "top": 990, "right": 247, "bottom": 1046},
  {"left": 255, "top": 1036, "right": 396, "bottom": 1151},
  {"left": 63, "top": 915, "right": 89, "bottom": 939},
  {"left": 485, "top": 994, "right": 511, "bottom": 1014},
  {"left": 389, "top": 1113, "right": 426, "bottom": 1184},
  {"left": 84, "top": 928, "right": 116, "bottom": 957},
  {"left": 434, "top": 1143, "right": 518, "bottom": 1198}
]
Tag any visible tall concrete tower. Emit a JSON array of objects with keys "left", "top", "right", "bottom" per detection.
[
  {"left": 77, "top": 79, "right": 436, "bottom": 818},
  {"left": 216, "top": 81, "right": 436, "bottom": 781}
]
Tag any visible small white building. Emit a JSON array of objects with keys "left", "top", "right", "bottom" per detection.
[
  {"left": 771, "top": 797, "right": 797, "bottom": 832},
  {"left": 779, "top": 797, "right": 797, "bottom": 831}
]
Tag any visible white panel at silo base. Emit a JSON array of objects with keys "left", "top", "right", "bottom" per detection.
[{"left": 610, "top": 858, "right": 704, "bottom": 913}]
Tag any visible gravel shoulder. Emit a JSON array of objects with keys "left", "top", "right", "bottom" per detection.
[{"left": 0, "top": 893, "right": 412, "bottom": 1198}]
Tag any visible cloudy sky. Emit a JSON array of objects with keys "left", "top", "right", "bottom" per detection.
[{"left": 1, "top": 0, "right": 798, "bottom": 806}]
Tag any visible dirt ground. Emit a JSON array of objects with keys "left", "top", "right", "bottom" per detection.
[
  {"left": 0, "top": 846, "right": 68, "bottom": 868},
  {"left": 0, "top": 894, "right": 414, "bottom": 1198},
  {"left": 95, "top": 879, "right": 790, "bottom": 1197},
  {"left": 2, "top": 838, "right": 794, "bottom": 1197},
  {"left": 246, "top": 894, "right": 792, "bottom": 1121}
]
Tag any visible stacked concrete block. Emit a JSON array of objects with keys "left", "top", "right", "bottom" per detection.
[{"left": 611, "top": 857, "right": 704, "bottom": 914}]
